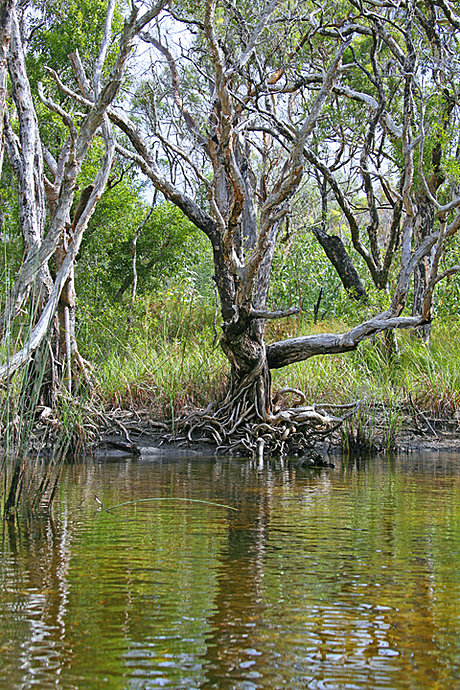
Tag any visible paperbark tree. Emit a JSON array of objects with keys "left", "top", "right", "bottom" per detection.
[
  {"left": 102, "top": 0, "right": 458, "bottom": 455},
  {"left": 0, "top": 0, "right": 169, "bottom": 396},
  {"left": 2, "top": 0, "right": 459, "bottom": 458},
  {"left": 0, "top": 0, "right": 13, "bottom": 177},
  {"left": 303, "top": 0, "right": 460, "bottom": 340}
]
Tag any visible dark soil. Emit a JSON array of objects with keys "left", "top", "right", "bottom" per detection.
[{"left": 93, "top": 407, "right": 460, "bottom": 458}]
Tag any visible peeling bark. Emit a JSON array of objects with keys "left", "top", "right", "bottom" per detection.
[
  {"left": 0, "top": 1, "right": 169, "bottom": 385},
  {"left": 0, "top": 0, "right": 14, "bottom": 177},
  {"left": 3, "top": 0, "right": 459, "bottom": 458},
  {"left": 105, "top": 2, "right": 460, "bottom": 455}
]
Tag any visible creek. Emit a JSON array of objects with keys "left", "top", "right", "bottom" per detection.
[{"left": 0, "top": 452, "right": 458, "bottom": 688}]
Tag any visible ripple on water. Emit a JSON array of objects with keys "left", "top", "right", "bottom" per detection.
[{"left": 0, "top": 454, "right": 458, "bottom": 688}]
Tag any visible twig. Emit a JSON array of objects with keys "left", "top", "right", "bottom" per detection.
[{"left": 104, "top": 497, "right": 238, "bottom": 513}]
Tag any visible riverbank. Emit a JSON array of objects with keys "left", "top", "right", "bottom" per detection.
[
  {"left": 2, "top": 318, "right": 459, "bottom": 462},
  {"left": 1, "top": 388, "right": 458, "bottom": 520},
  {"left": 93, "top": 404, "right": 460, "bottom": 459},
  {"left": 91, "top": 317, "right": 459, "bottom": 429}
]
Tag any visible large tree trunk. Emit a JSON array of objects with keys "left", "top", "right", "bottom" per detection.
[
  {"left": 220, "top": 311, "right": 272, "bottom": 417},
  {"left": 183, "top": 252, "right": 339, "bottom": 458}
]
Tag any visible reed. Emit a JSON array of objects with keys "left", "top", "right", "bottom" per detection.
[{"left": 0, "top": 329, "right": 92, "bottom": 519}]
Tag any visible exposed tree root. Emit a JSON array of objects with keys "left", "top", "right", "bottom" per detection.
[{"left": 172, "top": 383, "right": 360, "bottom": 460}]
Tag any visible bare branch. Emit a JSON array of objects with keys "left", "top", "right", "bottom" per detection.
[
  {"left": 140, "top": 31, "right": 206, "bottom": 146},
  {"left": 433, "top": 265, "right": 460, "bottom": 285},
  {"left": 45, "top": 65, "right": 92, "bottom": 107},
  {"left": 245, "top": 39, "right": 352, "bottom": 296},
  {"left": 38, "top": 81, "right": 77, "bottom": 139},
  {"left": 226, "top": 0, "right": 280, "bottom": 77},
  {"left": 267, "top": 313, "right": 428, "bottom": 370},
  {"left": 113, "top": 125, "right": 217, "bottom": 242},
  {"left": 68, "top": 49, "right": 94, "bottom": 99},
  {"left": 250, "top": 306, "right": 300, "bottom": 320},
  {"left": 93, "top": 0, "right": 116, "bottom": 96}
]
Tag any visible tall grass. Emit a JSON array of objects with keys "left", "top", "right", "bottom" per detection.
[
  {"left": 79, "top": 286, "right": 228, "bottom": 417},
  {"left": 89, "top": 301, "right": 460, "bottom": 433},
  {"left": 0, "top": 344, "right": 91, "bottom": 518},
  {"left": 98, "top": 334, "right": 228, "bottom": 417},
  {"left": 0, "top": 266, "right": 91, "bottom": 518}
]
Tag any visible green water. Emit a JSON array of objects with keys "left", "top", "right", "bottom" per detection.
[{"left": 0, "top": 453, "right": 458, "bottom": 688}]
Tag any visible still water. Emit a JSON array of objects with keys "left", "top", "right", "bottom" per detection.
[{"left": 0, "top": 453, "right": 458, "bottom": 689}]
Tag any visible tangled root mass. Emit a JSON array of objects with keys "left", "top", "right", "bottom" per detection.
[{"left": 173, "top": 382, "right": 359, "bottom": 459}]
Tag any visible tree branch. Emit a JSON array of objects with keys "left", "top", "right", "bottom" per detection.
[
  {"left": 250, "top": 306, "right": 300, "bottom": 320},
  {"left": 267, "top": 312, "right": 427, "bottom": 369}
]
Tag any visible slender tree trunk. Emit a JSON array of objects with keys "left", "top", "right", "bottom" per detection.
[
  {"left": 412, "top": 193, "right": 435, "bottom": 340},
  {"left": 54, "top": 185, "right": 97, "bottom": 391},
  {"left": 55, "top": 232, "right": 76, "bottom": 393},
  {"left": 312, "top": 227, "right": 369, "bottom": 303},
  {"left": 0, "top": 0, "right": 14, "bottom": 177}
]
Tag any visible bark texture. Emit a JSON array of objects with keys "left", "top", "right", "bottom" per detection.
[
  {"left": 0, "top": 0, "right": 169, "bottom": 386},
  {"left": 312, "top": 227, "right": 369, "bottom": 302}
]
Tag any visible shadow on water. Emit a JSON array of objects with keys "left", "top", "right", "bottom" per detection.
[{"left": 0, "top": 452, "right": 458, "bottom": 688}]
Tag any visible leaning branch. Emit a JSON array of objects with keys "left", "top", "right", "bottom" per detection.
[{"left": 267, "top": 312, "right": 427, "bottom": 369}]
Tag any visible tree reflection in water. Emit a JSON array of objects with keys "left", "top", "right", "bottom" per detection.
[{"left": 0, "top": 454, "right": 458, "bottom": 689}]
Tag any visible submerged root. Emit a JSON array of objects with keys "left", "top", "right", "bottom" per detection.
[{"left": 173, "top": 382, "right": 359, "bottom": 458}]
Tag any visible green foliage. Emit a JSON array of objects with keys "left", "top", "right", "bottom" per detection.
[
  {"left": 23, "top": 0, "right": 125, "bottom": 157},
  {"left": 269, "top": 218, "right": 380, "bottom": 323},
  {"left": 76, "top": 191, "right": 214, "bottom": 307},
  {"left": 0, "top": 166, "right": 22, "bottom": 296},
  {"left": 270, "top": 225, "right": 343, "bottom": 316},
  {"left": 78, "top": 280, "right": 216, "bottom": 361},
  {"left": 27, "top": 0, "right": 124, "bottom": 82}
]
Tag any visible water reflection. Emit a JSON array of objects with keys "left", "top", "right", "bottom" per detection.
[{"left": 0, "top": 453, "right": 458, "bottom": 688}]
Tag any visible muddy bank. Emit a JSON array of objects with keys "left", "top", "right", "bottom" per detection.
[
  {"left": 94, "top": 407, "right": 460, "bottom": 458},
  {"left": 7, "top": 404, "right": 456, "bottom": 461}
]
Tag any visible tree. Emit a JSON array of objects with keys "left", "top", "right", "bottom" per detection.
[
  {"left": 300, "top": 0, "right": 460, "bottom": 342},
  {"left": 0, "top": 0, "right": 169, "bottom": 395},
  {"left": 105, "top": 0, "right": 459, "bottom": 455}
]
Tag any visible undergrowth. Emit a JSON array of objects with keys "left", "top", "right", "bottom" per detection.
[{"left": 86, "top": 305, "right": 460, "bottom": 429}]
